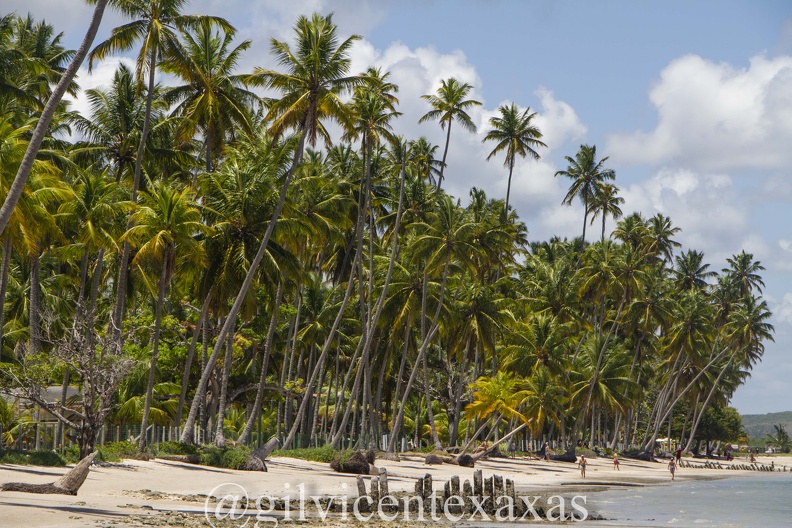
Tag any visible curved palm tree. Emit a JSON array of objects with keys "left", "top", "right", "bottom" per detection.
[
  {"left": 555, "top": 144, "right": 615, "bottom": 245},
  {"left": 161, "top": 19, "right": 257, "bottom": 171},
  {"left": 482, "top": 102, "right": 546, "bottom": 213},
  {"left": 0, "top": 0, "right": 109, "bottom": 238},
  {"left": 418, "top": 78, "right": 481, "bottom": 193},
  {"left": 122, "top": 181, "right": 207, "bottom": 450}
]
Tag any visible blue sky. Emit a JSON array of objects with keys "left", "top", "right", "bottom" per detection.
[{"left": 6, "top": 0, "right": 792, "bottom": 414}]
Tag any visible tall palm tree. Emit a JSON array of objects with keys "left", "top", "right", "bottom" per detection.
[
  {"left": 588, "top": 183, "right": 624, "bottom": 242},
  {"left": 161, "top": 19, "right": 257, "bottom": 171},
  {"left": 482, "top": 102, "right": 546, "bottom": 213},
  {"left": 180, "top": 13, "right": 361, "bottom": 445},
  {"left": 673, "top": 250, "right": 716, "bottom": 291},
  {"left": 555, "top": 144, "right": 615, "bottom": 245},
  {"left": 90, "top": 0, "right": 231, "bottom": 347},
  {"left": 122, "top": 181, "right": 207, "bottom": 450},
  {"left": 418, "top": 77, "right": 481, "bottom": 193},
  {"left": 0, "top": 0, "right": 110, "bottom": 238}
]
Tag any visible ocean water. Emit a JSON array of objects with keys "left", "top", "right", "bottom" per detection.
[{"left": 588, "top": 472, "right": 792, "bottom": 527}]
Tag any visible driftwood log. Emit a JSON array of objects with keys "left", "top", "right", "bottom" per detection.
[{"left": 1, "top": 452, "right": 97, "bottom": 495}]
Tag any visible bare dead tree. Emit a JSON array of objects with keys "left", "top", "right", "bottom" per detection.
[{"left": 0, "top": 322, "right": 133, "bottom": 459}]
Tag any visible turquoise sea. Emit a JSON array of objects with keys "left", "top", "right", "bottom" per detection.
[{"left": 588, "top": 472, "right": 792, "bottom": 527}]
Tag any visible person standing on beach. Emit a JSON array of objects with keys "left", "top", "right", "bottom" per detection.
[
  {"left": 668, "top": 458, "right": 677, "bottom": 481},
  {"left": 579, "top": 455, "right": 587, "bottom": 478},
  {"left": 613, "top": 453, "right": 620, "bottom": 470}
]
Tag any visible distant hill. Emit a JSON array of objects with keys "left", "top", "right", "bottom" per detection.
[{"left": 741, "top": 411, "right": 792, "bottom": 441}]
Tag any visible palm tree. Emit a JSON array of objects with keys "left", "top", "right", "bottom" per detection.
[
  {"left": 161, "top": 19, "right": 257, "bottom": 171},
  {"left": 90, "top": 0, "right": 231, "bottom": 347},
  {"left": 673, "top": 250, "right": 716, "bottom": 291},
  {"left": 723, "top": 251, "right": 765, "bottom": 297},
  {"left": 122, "top": 181, "right": 207, "bottom": 450},
  {"left": 0, "top": 0, "right": 110, "bottom": 238},
  {"left": 482, "top": 102, "right": 546, "bottom": 213},
  {"left": 418, "top": 78, "right": 481, "bottom": 193},
  {"left": 555, "top": 144, "right": 615, "bottom": 245},
  {"left": 588, "top": 183, "right": 624, "bottom": 242},
  {"left": 180, "top": 13, "right": 362, "bottom": 445}
]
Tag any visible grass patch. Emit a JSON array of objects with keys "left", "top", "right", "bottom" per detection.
[
  {"left": 272, "top": 444, "right": 337, "bottom": 463},
  {"left": 198, "top": 445, "right": 250, "bottom": 470},
  {"left": 0, "top": 450, "right": 67, "bottom": 466},
  {"left": 151, "top": 441, "right": 199, "bottom": 456}
]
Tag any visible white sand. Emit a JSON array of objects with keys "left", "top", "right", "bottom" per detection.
[{"left": 0, "top": 453, "right": 788, "bottom": 527}]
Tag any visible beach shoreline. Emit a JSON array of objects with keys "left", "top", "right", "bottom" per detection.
[{"left": 0, "top": 452, "right": 788, "bottom": 527}]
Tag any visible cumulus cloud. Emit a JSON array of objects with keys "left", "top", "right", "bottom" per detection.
[{"left": 607, "top": 54, "right": 792, "bottom": 172}]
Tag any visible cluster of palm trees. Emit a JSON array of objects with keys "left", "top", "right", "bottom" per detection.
[{"left": 0, "top": 4, "right": 772, "bottom": 460}]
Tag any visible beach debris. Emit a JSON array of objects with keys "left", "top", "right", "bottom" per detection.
[
  {"left": 241, "top": 436, "right": 280, "bottom": 471},
  {"left": 425, "top": 453, "right": 444, "bottom": 465},
  {"left": 0, "top": 452, "right": 97, "bottom": 495}
]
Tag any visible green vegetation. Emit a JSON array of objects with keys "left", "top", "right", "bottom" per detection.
[
  {"left": 272, "top": 444, "right": 337, "bottom": 463},
  {"left": 0, "top": 6, "right": 774, "bottom": 464}
]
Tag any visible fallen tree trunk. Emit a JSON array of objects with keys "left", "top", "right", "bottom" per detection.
[
  {"left": 470, "top": 423, "right": 528, "bottom": 462},
  {"left": 242, "top": 437, "right": 280, "bottom": 471},
  {"left": 1, "top": 452, "right": 97, "bottom": 495}
]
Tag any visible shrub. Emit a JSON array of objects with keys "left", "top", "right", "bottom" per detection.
[
  {"left": 330, "top": 450, "right": 369, "bottom": 474},
  {"left": 272, "top": 444, "right": 337, "bottom": 463},
  {"left": 151, "top": 441, "right": 198, "bottom": 456},
  {"left": 199, "top": 445, "right": 251, "bottom": 470}
]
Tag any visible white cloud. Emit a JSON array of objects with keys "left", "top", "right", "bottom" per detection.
[
  {"left": 607, "top": 54, "right": 792, "bottom": 172},
  {"left": 774, "top": 293, "right": 792, "bottom": 326}
]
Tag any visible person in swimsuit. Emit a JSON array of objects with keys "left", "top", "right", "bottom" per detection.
[
  {"left": 668, "top": 458, "right": 677, "bottom": 480},
  {"left": 613, "top": 453, "right": 620, "bottom": 470},
  {"left": 579, "top": 455, "right": 587, "bottom": 478}
]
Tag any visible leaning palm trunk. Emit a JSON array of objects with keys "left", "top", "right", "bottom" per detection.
[
  {"left": 0, "top": 0, "right": 109, "bottom": 237},
  {"left": 175, "top": 291, "right": 212, "bottom": 429},
  {"left": 385, "top": 255, "right": 451, "bottom": 453},
  {"left": 0, "top": 238, "right": 11, "bottom": 351},
  {"left": 325, "top": 158, "right": 407, "bottom": 450},
  {"left": 139, "top": 252, "right": 170, "bottom": 451},
  {"left": 642, "top": 345, "right": 732, "bottom": 452},
  {"left": 214, "top": 325, "right": 235, "bottom": 448},
  {"left": 683, "top": 357, "right": 732, "bottom": 452},
  {"left": 237, "top": 283, "right": 283, "bottom": 446},
  {"left": 180, "top": 128, "right": 307, "bottom": 445},
  {"left": 29, "top": 250, "right": 42, "bottom": 355}
]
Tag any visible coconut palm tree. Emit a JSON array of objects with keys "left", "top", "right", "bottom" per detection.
[
  {"left": 722, "top": 251, "right": 765, "bottom": 297},
  {"left": 180, "top": 13, "right": 361, "bottom": 445},
  {"left": 482, "top": 102, "right": 546, "bottom": 213},
  {"left": 418, "top": 78, "right": 481, "bottom": 193},
  {"left": 122, "top": 181, "right": 207, "bottom": 450},
  {"left": 161, "top": 19, "right": 257, "bottom": 171},
  {"left": 673, "top": 250, "right": 716, "bottom": 291},
  {"left": 555, "top": 144, "right": 615, "bottom": 245},
  {"left": 588, "top": 183, "right": 624, "bottom": 242},
  {"left": 90, "top": 0, "right": 231, "bottom": 347}
]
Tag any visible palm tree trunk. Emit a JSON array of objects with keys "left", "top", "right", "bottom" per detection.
[
  {"left": 175, "top": 291, "right": 212, "bottom": 429},
  {"left": 385, "top": 254, "right": 451, "bottom": 453},
  {"left": 139, "top": 251, "right": 170, "bottom": 451},
  {"left": 505, "top": 158, "right": 514, "bottom": 213},
  {"left": 581, "top": 194, "right": 588, "bottom": 245},
  {"left": 86, "top": 248, "right": 105, "bottom": 352},
  {"left": 29, "top": 250, "right": 41, "bottom": 356},
  {"left": 180, "top": 126, "right": 308, "bottom": 445},
  {"left": 237, "top": 283, "right": 283, "bottom": 446},
  {"left": 436, "top": 120, "right": 452, "bottom": 195},
  {"left": 213, "top": 323, "right": 235, "bottom": 448},
  {"left": 0, "top": 0, "right": 109, "bottom": 237},
  {"left": 683, "top": 359, "right": 732, "bottom": 452},
  {"left": 0, "top": 238, "right": 11, "bottom": 352},
  {"left": 112, "top": 43, "right": 159, "bottom": 349}
]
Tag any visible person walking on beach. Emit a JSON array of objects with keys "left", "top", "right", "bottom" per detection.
[
  {"left": 668, "top": 458, "right": 677, "bottom": 481},
  {"left": 579, "top": 455, "right": 587, "bottom": 478},
  {"left": 613, "top": 453, "right": 620, "bottom": 470}
]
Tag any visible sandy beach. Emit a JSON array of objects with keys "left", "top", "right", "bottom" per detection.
[{"left": 1, "top": 452, "right": 788, "bottom": 527}]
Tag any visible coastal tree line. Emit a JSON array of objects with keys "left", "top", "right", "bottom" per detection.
[{"left": 0, "top": 4, "right": 773, "bottom": 460}]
